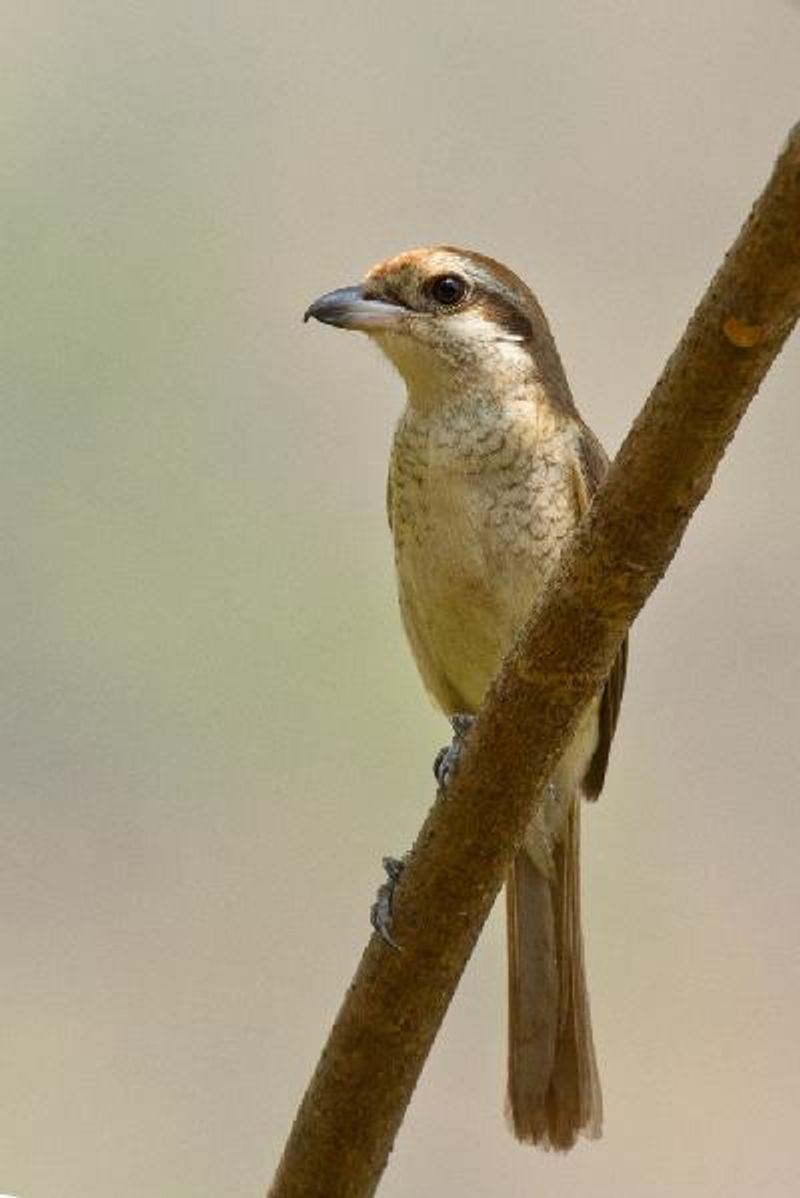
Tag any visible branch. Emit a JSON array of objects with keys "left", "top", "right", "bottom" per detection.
[{"left": 268, "top": 124, "right": 800, "bottom": 1198}]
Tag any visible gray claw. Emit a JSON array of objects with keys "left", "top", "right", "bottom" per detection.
[
  {"left": 433, "top": 713, "right": 475, "bottom": 790},
  {"left": 370, "top": 855, "right": 405, "bottom": 949}
]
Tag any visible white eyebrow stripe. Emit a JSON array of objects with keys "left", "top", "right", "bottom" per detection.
[
  {"left": 426, "top": 253, "right": 522, "bottom": 310},
  {"left": 417, "top": 251, "right": 532, "bottom": 343},
  {"left": 464, "top": 262, "right": 520, "bottom": 307}
]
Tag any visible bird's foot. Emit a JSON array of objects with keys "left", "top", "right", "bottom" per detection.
[
  {"left": 370, "top": 855, "right": 406, "bottom": 949},
  {"left": 433, "top": 713, "right": 476, "bottom": 791}
]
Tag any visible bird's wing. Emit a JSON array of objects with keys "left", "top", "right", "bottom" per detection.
[{"left": 570, "top": 423, "right": 628, "bottom": 801}]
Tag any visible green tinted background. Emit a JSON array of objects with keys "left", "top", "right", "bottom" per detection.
[{"left": 3, "top": 3, "right": 800, "bottom": 1196}]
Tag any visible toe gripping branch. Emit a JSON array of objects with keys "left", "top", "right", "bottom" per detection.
[
  {"left": 370, "top": 714, "right": 476, "bottom": 949},
  {"left": 433, "top": 713, "right": 475, "bottom": 791},
  {"left": 370, "top": 856, "right": 406, "bottom": 949}
]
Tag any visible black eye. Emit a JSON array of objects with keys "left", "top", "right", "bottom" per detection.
[{"left": 428, "top": 274, "right": 468, "bottom": 306}]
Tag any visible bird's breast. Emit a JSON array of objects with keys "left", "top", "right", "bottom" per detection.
[{"left": 389, "top": 400, "right": 581, "bottom": 714}]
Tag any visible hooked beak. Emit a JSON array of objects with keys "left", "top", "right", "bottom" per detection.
[{"left": 303, "top": 284, "right": 408, "bottom": 332}]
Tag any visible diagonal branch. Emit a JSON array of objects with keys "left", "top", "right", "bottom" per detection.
[{"left": 268, "top": 123, "right": 800, "bottom": 1198}]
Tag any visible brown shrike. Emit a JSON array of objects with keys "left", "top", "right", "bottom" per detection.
[{"left": 305, "top": 247, "right": 626, "bottom": 1151}]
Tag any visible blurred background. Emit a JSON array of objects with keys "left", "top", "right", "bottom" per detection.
[{"left": 3, "top": 3, "right": 799, "bottom": 1196}]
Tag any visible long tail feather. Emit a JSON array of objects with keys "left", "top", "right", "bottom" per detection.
[{"left": 506, "top": 802, "right": 602, "bottom": 1149}]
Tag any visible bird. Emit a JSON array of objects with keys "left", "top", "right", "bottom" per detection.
[{"left": 304, "top": 246, "right": 626, "bottom": 1151}]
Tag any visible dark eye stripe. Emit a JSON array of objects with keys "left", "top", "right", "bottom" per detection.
[
  {"left": 475, "top": 293, "right": 533, "bottom": 341},
  {"left": 363, "top": 286, "right": 413, "bottom": 312}
]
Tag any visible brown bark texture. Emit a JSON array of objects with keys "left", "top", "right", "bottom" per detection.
[{"left": 268, "top": 124, "right": 800, "bottom": 1198}]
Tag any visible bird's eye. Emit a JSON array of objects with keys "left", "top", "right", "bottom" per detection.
[{"left": 428, "top": 274, "right": 468, "bottom": 306}]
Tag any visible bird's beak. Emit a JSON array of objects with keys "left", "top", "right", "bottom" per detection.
[{"left": 303, "top": 284, "right": 407, "bottom": 332}]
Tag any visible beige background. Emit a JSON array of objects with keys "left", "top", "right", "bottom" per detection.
[{"left": 4, "top": 3, "right": 800, "bottom": 1196}]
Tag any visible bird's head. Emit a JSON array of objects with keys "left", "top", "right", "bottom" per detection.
[{"left": 304, "top": 246, "right": 573, "bottom": 408}]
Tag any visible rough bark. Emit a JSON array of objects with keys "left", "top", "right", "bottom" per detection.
[{"left": 268, "top": 123, "right": 800, "bottom": 1198}]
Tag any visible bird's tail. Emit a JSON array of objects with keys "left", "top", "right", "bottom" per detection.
[{"left": 505, "top": 801, "right": 602, "bottom": 1150}]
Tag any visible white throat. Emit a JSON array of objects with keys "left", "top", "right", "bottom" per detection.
[{"left": 371, "top": 314, "right": 534, "bottom": 414}]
